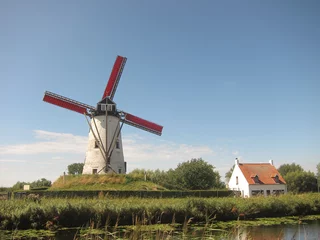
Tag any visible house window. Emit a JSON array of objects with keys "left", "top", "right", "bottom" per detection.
[
  {"left": 251, "top": 190, "right": 264, "bottom": 196},
  {"left": 236, "top": 176, "right": 238, "bottom": 185},
  {"left": 272, "top": 190, "right": 285, "bottom": 196},
  {"left": 273, "top": 174, "right": 280, "bottom": 183},
  {"left": 116, "top": 140, "right": 120, "bottom": 149},
  {"left": 92, "top": 169, "right": 98, "bottom": 174},
  {"left": 266, "top": 190, "right": 271, "bottom": 196},
  {"left": 252, "top": 174, "right": 260, "bottom": 184}
]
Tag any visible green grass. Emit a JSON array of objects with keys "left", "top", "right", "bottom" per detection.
[
  {"left": 50, "top": 174, "right": 166, "bottom": 191},
  {"left": 1, "top": 193, "right": 320, "bottom": 230}
]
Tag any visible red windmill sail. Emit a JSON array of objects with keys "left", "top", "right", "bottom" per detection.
[
  {"left": 102, "top": 56, "right": 127, "bottom": 100},
  {"left": 43, "top": 91, "right": 96, "bottom": 115},
  {"left": 122, "top": 112, "right": 163, "bottom": 136}
]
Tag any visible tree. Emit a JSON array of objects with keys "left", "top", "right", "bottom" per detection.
[
  {"left": 317, "top": 163, "right": 320, "bottom": 192},
  {"left": 171, "top": 158, "right": 222, "bottom": 190},
  {"left": 285, "top": 171, "right": 317, "bottom": 193},
  {"left": 277, "top": 163, "right": 304, "bottom": 178},
  {"left": 30, "top": 178, "right": 51, "bottom": 188},
  {"left": 12, "top": 178, "right": 51, "bottom": 190},
  {"left": 12, "top": 181, "right": 29, "bottom": 190},
  {"left": 68, "top": 163, "right": 84, "bottom": 175},
  {"left": 225, "top": 164, "right": 235, "bottom": 182}
]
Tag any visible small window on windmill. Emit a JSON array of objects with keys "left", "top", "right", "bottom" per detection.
[
  {"left": 116, "top": 139, "right": 120, "bottom": 149},
  {"left": 118, "top": 168, "right": 122, "bottom": 174},
  {"left": 101, "top": 104, "right": 107, "bottom": 111},
  {"left": 94, "top": 141, "right": 99, "bottom": 149},
  {"left": 92, "top": 169, "right": 98, "bottom": 174},
  {"left": 107, "top": 104, "right": 115, "bottom": 111}
]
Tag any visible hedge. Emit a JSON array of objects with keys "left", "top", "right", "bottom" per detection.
[{"left": 13, "top": 190, "right": 236, "bottom": 199}]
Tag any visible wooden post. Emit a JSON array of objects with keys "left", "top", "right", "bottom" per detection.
[{"left": 105, "top": 105, "right": 108, "bottom": 171}]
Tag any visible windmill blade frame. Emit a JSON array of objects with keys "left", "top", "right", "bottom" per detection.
[
  {"left": 102, "top": 56, "right": 127, "bottom": 100},
  {"left": 121, "top": 111, "right": 163, "bottom": 136},
  {"left": 43, "top": 91, "right": 96, "bottom": 115}
]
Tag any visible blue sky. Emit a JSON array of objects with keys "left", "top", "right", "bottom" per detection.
[{"left": 1, "top": 1, "right": 319, "bottom": 187}]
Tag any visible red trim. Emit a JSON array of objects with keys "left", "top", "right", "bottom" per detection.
[
  {"left": 43, "top": 95, "right": 87, "bottom": 114},
  {"left": 102, "top": 56, "right": 126, "bottom": 99},
  {"left": 125, "top": 113, "right": 163, "bottom": 134}
]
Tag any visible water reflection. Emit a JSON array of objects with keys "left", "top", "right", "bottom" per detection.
[
  {"left": 1, "top": 220, "right": 319, "bottom": 239},
  {"left": 233, "top": 221, "right": 320, "bottom": 240}
]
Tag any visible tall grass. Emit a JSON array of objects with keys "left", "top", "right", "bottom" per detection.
[{"left": 1, "top": 193, "right": 320, "bottom": 230}]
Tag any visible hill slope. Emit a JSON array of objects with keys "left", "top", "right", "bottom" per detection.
[{"left": 50, "top": 174, "right": 166, "bottom": 191}]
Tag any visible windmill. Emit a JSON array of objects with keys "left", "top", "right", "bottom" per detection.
[{"left": 43, "top": 56, "right": 163, "bottom": 174}]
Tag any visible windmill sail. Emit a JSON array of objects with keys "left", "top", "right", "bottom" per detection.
[
  {"left": 121, "top": 112, "right": 163, "bottom": 136},
  {"left": 102, "top": 56, "right": 127, "bottom": 100},
  {"left": 43, "top": 91, "right": 96, "bottom": 115}
]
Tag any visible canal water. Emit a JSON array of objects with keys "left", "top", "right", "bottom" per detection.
[
  {"left": 232, "top": 220, "right": 320, "bottom": 240},
  {"left": 1, "top": 220, "right": 320, "bottom": 239}
]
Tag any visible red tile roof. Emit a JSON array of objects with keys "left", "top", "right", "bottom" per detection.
[{"left": 238, "top": 163, "right": 286, "bottom": 185}]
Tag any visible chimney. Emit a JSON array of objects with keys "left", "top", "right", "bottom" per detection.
[
  {"left": 269, "top": 159, "right": 274, "bottom": 165},
  {"left": 235, "top": 158, "right": 239, "bottom": 165}
]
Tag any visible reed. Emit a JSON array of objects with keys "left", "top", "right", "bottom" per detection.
[{"left": 1, "top": 193, "right": 320, "bottom": 230}]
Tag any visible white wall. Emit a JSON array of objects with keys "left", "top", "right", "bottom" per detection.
[
  {"left": 83, "top": 115, "right": 125, "bottom": 174},
  {"left": 248, "top": 184, "right": 287, "bottom": 197},
  {"left": 228, "top": 164, "right": 250, "bottom": 197}
]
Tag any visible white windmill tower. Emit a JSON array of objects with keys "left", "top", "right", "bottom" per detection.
[{"left": 43, "top": 56, "right": 163, "bottom": 174}]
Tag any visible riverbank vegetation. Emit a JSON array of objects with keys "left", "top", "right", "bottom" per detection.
[{"left": 1, "top": 193, "right": 319, "bottom": 230}]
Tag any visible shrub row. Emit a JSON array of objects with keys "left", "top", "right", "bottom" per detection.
[
  {"left": 1, "top": 193, "right": 320, "bottom": 230},
  {"left": 13, "top": 190, "right": 235, "bottom": 199}
]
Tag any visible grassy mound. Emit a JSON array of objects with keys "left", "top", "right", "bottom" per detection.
[{"left": 50, "top": 174, "right": 166, "bottom": 191}]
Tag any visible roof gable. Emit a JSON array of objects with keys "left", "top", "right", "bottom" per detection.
[{"left": 238, "top": 163, "right": 286, "bottom": 185}]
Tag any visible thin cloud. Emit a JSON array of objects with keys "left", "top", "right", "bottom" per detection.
[
  {"left": 123, "top": 135, "right": 215, "bottom": 166},
  {"left": 0, "top": 130, "right": 88, "bottom": 155},
  {"left": 0, "top": 129, "right": 216, "bottom": 162},
  {"left": 0, "top": 130, "right": 216, "bottom": 168},
  {"left": 0, "top": 130, "right": 221, "bottom": 186},
  {"left": 0, "top": 159, "right": 26, "bottom": 163}
]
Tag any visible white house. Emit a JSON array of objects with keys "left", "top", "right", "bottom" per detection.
[{"left": 228, "top": 159, "right": 287, "bottom": 197}]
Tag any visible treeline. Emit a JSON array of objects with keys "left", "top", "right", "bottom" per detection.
[
  {"left": 126, "top": 158, "right": 225, "bottom": 190},
  {"left": 11, "top": 178, "right": 52, "bottom": 191},
  {"left": 278, "top": 163, "right": 319, "bottom": 193}
]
